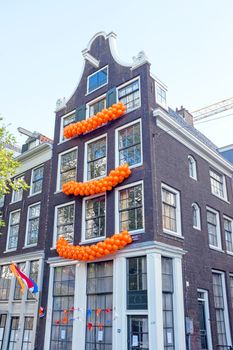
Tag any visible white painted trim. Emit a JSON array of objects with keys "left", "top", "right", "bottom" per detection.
[
  {"left": 115, "top": 180, "right": 145, "bottom": 235},
  {"left": 6, "top": 209, "right": 21, "bottom": 252},
  {"left": 86, "top": 65, "right": 108, "bottom": 95},
  {"left": 188, "top": 155, "right": 198, "bottom": 180},
  {"left": 82, "top": 51, "right": 99, "bottom": 68},
  {"left": 161, "top": 183, "right": 182, "bottom": 237},
  {"left": 218, "top": 144, "right": 233, "bottom": 152},
  {"left": 81, "top": 193, "right": 106, "bottom": 243},
  {"left": 85, "top": 93, "right": 106, "bottom": 119},
  {"left": 29, "top": 164, "right": 44, "bottom": 196},
  {"left": 11, "top": 175, "right": 24, "bottom": 204},
  {"left": 52, "top": 201, "right": 75, "bottom": 248},
  {"left": 106, "top": 32, "right": 132, "bottom": 68},
  {"left": 56, "top": 146, "right": 78, "bottom": 192},
  {"left": 59, "top": 109, "right": 76, "bottom": 143},
  {"left": 197, "top": 289, "right": 213, "bottom": 350},
  {"left": 154, "top": 107, "right": 233, "bottom": 175},
  {"left": 223, "top": 215, "right": 233, "bottom": 254},
  {"left": 192, "top": 202, "right": 201, "bottom": 230},
  {"left": 155, "top": 81, "right": 168, "bottom": 110},
  {"left": 115, "top": 118, "right": 143, "bottom": 169},
  {"left": 209, "top": 168, "right": 228, "bottom": 202},
  {"left": 83, "top": 133, "right": 107, "bottom": 182},
  {"left": 206, "top": 206, "right": 222, "bottom": 250},
  {"left": 24, "top": 201, "right": 41, "bottom": 248},
  {"left": 116, "top": 76, "right": 141, "bottom": 114}
]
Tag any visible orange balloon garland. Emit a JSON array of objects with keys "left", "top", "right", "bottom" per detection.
[
  {"left": 64, "top": 102, "right": 126, "bottom": 139},
  {"left": 62, "top": 164, "right": 131, "bottom": 196},
  {"left": 56, "top": 231, "right": 133, "bottom": 261}
]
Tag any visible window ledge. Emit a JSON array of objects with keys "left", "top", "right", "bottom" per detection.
[
  {"left": 3, "top": 248, "right": 17, "bottom": 253},
  {"left": 226, "top": 250, "right": 233, "bottom": 256},
  {"left": 28, "top": 192, "right": 42, "bottom": 198},
  {"left": 22, "top": 244, "right": 38, "bottom": 249},
  {"left": 193, "top": 226, "right": 201, "bottom": 231},
  {"left": 80, "top": 237, "right": 106, "bottom": 245},
  {"left": 9, "top": 200, "right": 22, "bottom": 205},
  {"left": 25, "top": 299, "right": 36, "bottom": 303},
  {"left": 50, "top": 247, "right": 56, "bottom": 251},
  {"left": 0, "top": 300, "right": 9, "bottom": 303},
  {"left": 209, "top": 246, "right": 224, "bottom": 253},
  {"left": 54, "top": 190, "right": 62, "bottom": 195},
  {"left": 211, "top": 192, "right": 230, "bottom": 204},
  {"left": 129, "top": 230, "right": 144, "bottom": 236},
  {"left": 163, "top": 229, "right": 184, "bottom": 239},
  {"left": 189, "top": 176, "right": 197, "bottom": 181}
]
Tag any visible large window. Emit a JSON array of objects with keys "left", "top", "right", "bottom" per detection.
[
  {"left": 127, "top": 316, "right": 148, "bottom": 350},
  {"left": 8, "top": 317, "right": 19, "bottom": 350},
  {"left": 197, "top": 290, "right": 212, "bottom": 350},
  {"left": 86, "top": 261, "right": 113, "bottom": 350},
  {"left": 192, "top": 203, "right": 201, "bottom": 230},
  {"left": 88, "top": 97, "right": 106, "bottom": 117},
  {"left": 116, "top": 120, "right": 142, "bottom": 168},
  {"left": 229, "top": 275, "right": 233, "bottom": 309},
  {"left": 7, "top": 210, "right": 21, "bottom": 250},
  {"left": 30, "top": 166, "right": 44, "bottom": 195},
  {"left": 117, "top": 183, "right": 144, "bottom": 233},
  {"left": 12, "top": 176, "right": 24, "bottom": 203},
  {"left": 224, "top": 217, "right": 233, "bottom": 253},
  {"left": 84, "top": 196, "right": 105, "bottom": 241},
  {"left": 188, "top": 156, "right": 197, "bottom": 180},
  {"left": 60, "top": 111, "right": 76, "bottom": 142},
  {"left": 161, "top": 184, "right": 181, "bottom": 236},
  {"left": 22, "top": 317, "right": 34, "bottom": 350},
  {"left": 207, "top": 208, "right": 221, "bottom": 249},
  {"left": 27, "top": 260, "right": 39, "bottom": 300},
  {"left": 26, "top": 203, "right": 41, "bottom": 246},
  {"left": 0, "top": 265, "right": 11, "bottom": 300},
  {"left": 86, "top": 136, "right": 107, "bottom": 181},
  {"left": 162, "top": 257, "right": 175, "bottom": 350},
  {"left": 127, "top": 257, "right": 147, "bottom": 310},
  {"left": 14, "top": 262, "right": 25, "bottom": 300},
  {"left": 87, "top": 66, "right": 108, "bottom": 94},
  {"left": 118, "top": 79, "right": 140, "bottom": 112},
  {"left": 50, "top": 265, "right": 75, "bottom": 350},
  {"left": 54, "top": 203, "right": 75, "bottom": 244},
  {"left": 209, "top": 169, "right": 227, "bottom": 200},
  {"left": 57, "top": 148, "right": 77, "bottom": 191},
  {"left": 0, "top": 314, "right": 6, "bottom": 350}
]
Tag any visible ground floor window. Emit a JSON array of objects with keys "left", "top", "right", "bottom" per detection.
[
  {"left": 0, "top": 314, "right": 6, "bottom": 350},
  {"left": 8, "top": 316, "right": 19, "bottom": 350},
  {"left": 22, "top": 317, "right": 34, "bottom": 350},
  {"left": 127, "top": 316, "right": 148, "bottom": 350}
]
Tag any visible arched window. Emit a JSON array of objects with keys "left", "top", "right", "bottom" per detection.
[
  {"left": 188, "top": 155, "right": 197, "bottom": 180},
  {"left": 192, "top": 203, "right": 201, "bottom": 230}
]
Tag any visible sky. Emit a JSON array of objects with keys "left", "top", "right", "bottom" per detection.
[{"left": 1, "top": 0, "right": 233, "bottom": 148}]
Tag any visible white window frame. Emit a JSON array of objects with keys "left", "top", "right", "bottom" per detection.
[
  {"left": 59, "top": 109, "right": 76, "bottom": 143},
  {"left": 115, "top": 180, "right": 145, "bottom": 235},
  {"left": 11, "top": 176, "right": 24, "bottom": 203},
  {"left": 84, "top": 134, "right": 107, "bottom": 182},
  {"left": 155, "top": 82, "right": 167, "bottom": 109},
  {"left": 116, "top": 76, "right": 141, "bottom": 113},
  {"left": 197, "top": 289, "right": 213, "bottom": 350},
  {"left": 206, "top": 207, "right": 222, "bottom": 251},
  {"left": 81, "top": 193, "right": 106, "bottom": 244},
  {"left": 53, "top": 201, "right": 75, "bottom": 248},
  {"left": 223, "top": 215, "right": 233, "bottom": 255},
  {"left": 56, "top": 146, "right": 78, "bottom": 192},
  {"left": 87, "top": 65, "right": 108, "bottom": 95},
  {"left": 192, "top": 203, "right": 201, "bottom": 230},
  {"left": 188, "top": 155, "right": 197, "bottom": 180},
  {"left": 24, "top": 202, "right": 41, "bottom": 248},
  {"left": 115, "top": 118, "right": 143, "bottom": 169},
  {"left": 161, "top": 183, "right": 182, "bottom": 237},
  {"left": 86, "top": 93, "right": 106, "bottom": 119},
  {"left": 29, "top": 165, "right": 44, "bottom": 196},
  {"left": 6, "top": 209, "right": 21, "bottom": 252},
  {"left": 209, "top": 168, "right": 228, "bottom": 201}
]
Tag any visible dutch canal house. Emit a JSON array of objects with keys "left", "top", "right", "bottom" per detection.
[{"left": 1, "top": 32, "right": 233, "bottom": 350}]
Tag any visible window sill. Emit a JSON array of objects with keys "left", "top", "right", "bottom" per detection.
[
  {"left": 209, "top": 246, "right": 224, "bottom": 253},
  {"left": 85, "top": 82, "right": 108, "bottom": 96},
  {"left": 211, "top": 192, "right": 230, "bottom": 204},
  {"left": 3, "top": 248, "right": 17, "bottom": 253},
  {"left": 54, "top": 190, "right": 62, "bottom": 195},
  {"left": 25, "top": 299, "right": 36, "bottom": 303},
  {"left": 163, "top": 229, "right": 184, "bottom": 239},
  {"left": 226, "top": 250, "right": 233, "bottom": 256},
  {"left": 28, "top": 192, "right": 42, "bottom": 198},
  {"left": 128, "top": 229, "right": 144, "bottom": 236},
  {"left": 22, "top": 244, "right": 38, "bottom": 249},
  {"left": 122, "top": 105, "right": 141, "bottom": 115},
  {"left": 189, "top": 176, "right": 197, "bottom": 181},
  {"left": 12, "top": 299, "right": 22, "bottom": 303},
  {"left": 193, "top": 226, "right": 201, "bottom": 231},
  {"left": 80, "top": 237, "right": 106, "bottom": 245},
  {"left": 9, "top": 200, "right": 22, "bottom": 205}
]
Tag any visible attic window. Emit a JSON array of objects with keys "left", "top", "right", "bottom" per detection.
[{"left": 87, "top": 66, "right": 108, "bottom": 94}]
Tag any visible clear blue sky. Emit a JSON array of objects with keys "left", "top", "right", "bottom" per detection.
[{"left": 1, "top": 0, "right": 233, "bottom": 147}]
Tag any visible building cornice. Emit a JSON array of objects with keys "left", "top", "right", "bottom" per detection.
[{"left": 0, "top": 250, "right": 45, "bottom": 265}]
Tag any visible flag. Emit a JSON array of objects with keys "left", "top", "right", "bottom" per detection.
[
  {"left": 10, "top": 263, "right": 38, "bottom": 294},
  {"left": 39, "top": 307, "right": 45, "bottom": 318}
]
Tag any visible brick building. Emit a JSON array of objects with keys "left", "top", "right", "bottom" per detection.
[{"left": 1, "top": 32, "right": 233, "bottom": 350}]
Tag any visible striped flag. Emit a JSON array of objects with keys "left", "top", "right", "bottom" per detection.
[{"left": 10, "top": 263, "right": 38, "bottom": 294}]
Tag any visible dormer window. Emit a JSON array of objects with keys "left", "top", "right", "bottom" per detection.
[{"left": 87, "top": 66, "right": 108, "bottom": 94}]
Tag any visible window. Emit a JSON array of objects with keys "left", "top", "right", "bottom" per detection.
[
  {"left": 60, "top": 111, "right": 76, "bottom": 142},
  {"left": 22, "top": 317, "right": 34, "bottom": 350},
  {"left": 229, "top": 275, "right": 233, "bottom": 309},
  {"left": 7, "top": 210, "right": 21, "bottom": 250},
  {"left": 212, "top": 272, "right": 229, "bottom": 348},
  {"left": 26, "top": 203, "right": 41, "bottom": 246},
  {"left": 117, "top": 182, "right": 144, "bottom": 233},
  {"left": 118, "top": 78, "right": 140, "bottom": 112},
  {"left": 156, "top": 84, "right": 167, "bottom": 106},
  {"left": 14, "top": 262, "right": 25, "bottom": 300},
  {"left": 0, "top": 265, "right": 11, "bottom": 300},
  {"left": 84, "top": 195, "right": 105, "bottom": 241},
  {"left": 162, "top": 257, "right": 175, "bottom": 350},
  {"left": 116, "top": 120, "right": 142, "bottom": 168},
  {"left": 192, "top": 203, "right": 201, "bottom": 230},
  {"left": 50, "top": 265, "right": 75, "bottom": 350},
  {"left": 86, "top": 261, "right": 113, "bottom": 350},
  {"left": 0, "top": 314, "right": 6, "bottom": 350},
  {"left": 127, "top": 316, "right": 149, "bottom": 350},
  {"left": 127, "top": 256, "right": 147, "bottom": 310},
  {"left": 209, "top": 169, "right": 227, "bottom": 200},
  {"left": 224, "top": 217, "right": 233, "bottom": 253},
  {"left": 8, "top": 317, "right": 19, "bottom": 350},
  {"left": 54, "top": 203, "right": 75, "bottom": 244},
  {"left": 30, "top": 166, "right": 44, "bottom": 195},
  {"left": 88, "top": 96, "right": 106, "bottom": 117},
  {"left": 12, "top": 176, "right": 24, "bottom": 203},
  {"left": 27, "top": 260, "right": 39, "bottom": 300},
  {"left": 86, "top": 136, "right": 107, "bottom": 180},
  {"left": 197, "top": 290, "right": 212, "bottom": 350},
  {"left": 87, "top": 66, "right": 108, "bottom": 94},
  {"left": 161, "top": 184, "right": 181, "bottom": 236},
  {"left": 57, "top": 148, "right": 77, "bottom": 191},
  {"left": 207, "top": 208, "right": 221, "bottom": 249},
  {"left": 188, "top": 156, "right": 197, "bottom": 180}
]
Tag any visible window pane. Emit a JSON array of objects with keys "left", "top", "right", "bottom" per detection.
[
  {"left": 118, "top": 80, "right": 140, "bottom": 112},
  {"left": 118, "top": 122, "right": 142, "bottom": 167},
  {"left": 59, "top": 150, "right": 77, "bottom": 189},
  {"left": 88, "top": 68, "right": 108, "bottom": 93},
  {"left": 212, "top": 273, "right": 227, "bottom": 347},
  {"left": 8, "top": 211, "right": 21, "bottom": 250},
  {"left": 27, "top": 204, "right": 40, "bottom": 245},
  {"left": 87, "top": 137, "right": 107, "bottom": 180},
  {"left": 85, "top": 196, "right": 105, "bottom": 240},
  {"left": 31, "top": 166, "right": 44, "bottom": 194},
  {"left": 14, "top": 262, "right": 25, "bottom": 300},
  {"left": 0, "top": 266, "right": 12, "bottom": 300},
  {"left": 128, "top": 316, "right": 149, "bottom": 350},
  {"left": 56, "top": 204, "right": 75, "bottom": 242},
  {"left": 89, "top": 98, "right": 106, "bottom": 117},
  {"left": 210, "top": 169, "right": 225, "bottom": 198},
  {"left": 127, "top": 257, "right": 147, "bottom": 310}
]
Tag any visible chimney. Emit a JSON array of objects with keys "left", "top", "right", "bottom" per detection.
[{"left": 176, "top": 106, "right": 194, "bottom": 126}]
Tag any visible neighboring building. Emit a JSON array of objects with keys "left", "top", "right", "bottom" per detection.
[
  {"left": 219, "top": 144, "right": 233, "bottom": 164},
  {"left": 0, "top": 136, "right": 52, "bottom": 350}
]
